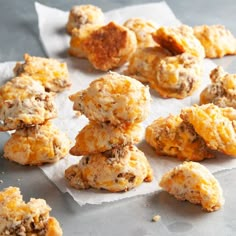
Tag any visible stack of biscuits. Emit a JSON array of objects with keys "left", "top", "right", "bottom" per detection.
[
  {"left": 0, "top": 54, "right": 71, "bottom": 166},
  {"left": 65, "top": 72, "right": 153, "bottom": 192}
]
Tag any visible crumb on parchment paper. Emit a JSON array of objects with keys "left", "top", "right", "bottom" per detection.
[{"left": 152, "top": 215, "right": 161, "bottom": 222}]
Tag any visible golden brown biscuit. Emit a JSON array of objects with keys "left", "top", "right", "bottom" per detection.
[
  {"left": 69, "top": 72, "right": 151, "bottom": 126},
  {"left": 69, "top": 21, "right": 137, "bottom": 71},
  {"left": 70, "top": 121, "right": 143, "bottom": 156},
  {"left": 69, "top": 24, "right": 100, "bottom": 58},
  {"left": 66, "top": 4, "right": 104, "bottom": 34},
  {"left": 159, "top": 161, "right": 224, "bottom": 212},
  {"left": 145, "top": 115, "right": 214, "bottom": 161},
  {"left": 65, "top": 145, "right": 153, "bottom": 192},
  {"left": 0, "top": 187, "right": 63, "bottom": 235},
  {"left": 14, "top": 54, "right": 71, "bottom": 92},
  {"left": 194, "top": 24, "right": 236, "bottom": 58},
  {"left": 3, "top": 121, "right": 70, "bottom": 165},
  {"left": 150, "top": 53, "right": 202, "bottom": 99},
  {"left": 123, "top": 17, "right": 158, "bottom": 48},
  {"left": 200, "top": 66, "right": 236, "bottom": 108},
  {"left": 152, "top": 25, "right": 205, "bottom": 58},
  {"left": 0, "top": 76, "right": 57, "bottom": 131},
  {"left": 181, "top": 103, "right": 236, "bottom": 156},
  {"left": 125, "top": 46, "right": 171, "bottom": 83}
]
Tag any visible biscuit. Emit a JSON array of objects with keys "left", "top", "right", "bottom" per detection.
[
  {"left": 181, "top": 103, "right": 236, "bottom": 155},
  {"left": 65, "top": 145, "right": 153, "bottom": 192},
  {"left": 70, "top": 121, "right": 143, "bottom": 156},
  {"left": 0, "top": 186, "right": 62, "bottom": 235},
  {"left": 125, "top": 46, "right": 171, "bottom": 83},
  {"left": 3, "top": 121, "right": 70, "bottom": 165},
  {"left": 66, "top": 4, "right": 104, "bottom": 34},
  {"left": 200, "top": 66, "right": 236, "bottom": 108},
  {"left": 145, "top": 115, "right": 214, "bottom": 161},
  {"left": 159, "top": 161, "right": 224, "bottom": 212},
  {"left": 0, "top": 76, "right": 57, "bottom": 131},
  {"left": 194, "top": 24, "right": 236, "bottom": 58},
  {"left": 69, "top": 72, "right": 151, "bottom": 125},
  {"left": 69, "top": 22, "right": 137, "bottom": 71},
  {"left": 150, "top": 53, "right": 202, "bottom": 98},
  {"left": 123, "top": 17, "right": 158, "bottom": 48},
  {"left": 14, "top": 54, "right": 71, "bottom": 92},
  {"left": 152, "top": 25, "right": 205, "bottom": 58}
]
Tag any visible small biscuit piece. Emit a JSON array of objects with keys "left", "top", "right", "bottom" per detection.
[
  {"left": 65, "top": 145, "right": 153, "bottom": 192},
  {"left": 151, "top": 53, "right": 202, "bottom": 99},
  {"left": 159, "top": 161, "right": 224, "bottom": 212},
  {"left": 194, "top": 24, "right": 236, "bottom": 58},
  {"left": 181, "top": 103, "right": 236, "bottom": 155},
  {"left": 66, "top": 4, "right": 104, "bottom": 34},
  {"left": 0, "top": 187, "right": 62, "bottom": 235},
  {"left": 145, "top": 115, "right": 214, "bottom": 161},
  {"left": 125, "top": 46, "right": 171, "bottom": 83},
  {"left": 70, "top": 121, "right": 143, "bottom": 156},
  {"left": 69, "top": 21, "right": 137, "bottom": 71},
  {"left": 14, "top": 54, "right": 71, "bottom": 92},
  {"left": 200, "top": 66, "right": 236, "bottom": 108},
  {"left": 69, "top": 72, "right": 151, "bottom": 125},
  {"left": 152, "top": 25, "right": 205, "bottom": 58},
  {"left": 123, "top": 17, "right": 158, "bottom": 48},
  {"left": 3, "top": 121, "right": 71, "bottom": 165},
  {"left": 0, "top": 76, "right": 57, "bottom": 131}
]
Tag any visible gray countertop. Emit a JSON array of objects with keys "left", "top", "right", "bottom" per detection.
[{"left": 0, "top": 0, "right": 236, "bottom": 235}]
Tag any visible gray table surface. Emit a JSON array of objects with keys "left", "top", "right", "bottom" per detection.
[{"left": 0, "top": 0, "right": 236, "bottom": 235}]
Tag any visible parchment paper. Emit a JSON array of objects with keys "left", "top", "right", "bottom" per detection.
[{"left": 1, "top": 2, "right": 235, "bottom": 205}]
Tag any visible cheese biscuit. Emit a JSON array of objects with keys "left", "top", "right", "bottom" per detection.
[
  {"left": 70, "top": 122, "right": 143, "bottom": 156},
  {"left": 66, "top": 4, "right": 104, "bottom": 34},
  {"left": 69, "top": 22, "right": 137, "bottom": 71},
  {"left": 200, "top": 66, "right": 236, "bottom": 108},
  {"left": 151, "top": 53, "right": 202, "bottom": 98},
  {"left": 145, "top": 115, "right": 214, "bottom": 161},
  {"left": 65, "top": 145, "right": 153, "bottom": 192},
  {"left": 0, "top": 187, "right": 63, "bottom": 235},
  {"left": 14, "top": 54, "right": 71, "bottom": 92},
  {"left": 3, "top": 121, "right": 70, "bottom": 165},
  {"left": 194, "top": 24, "right": 236, "bottom": 58},
  {"left": 181, "top": 103, "right": 236, "bottom": 156},
  {"left": 0, "top": 76, "right": 57, "bottom": 131},
  {"left": 69, "top": 72, "right": 151, "bottom": 125},
  {"left": 159, "top": 161, "right": 224, "bottom": 212}
]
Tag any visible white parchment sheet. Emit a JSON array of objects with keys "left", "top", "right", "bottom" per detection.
[{"left": 1, "top": 2, "right": 235, "bottom": 205}]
